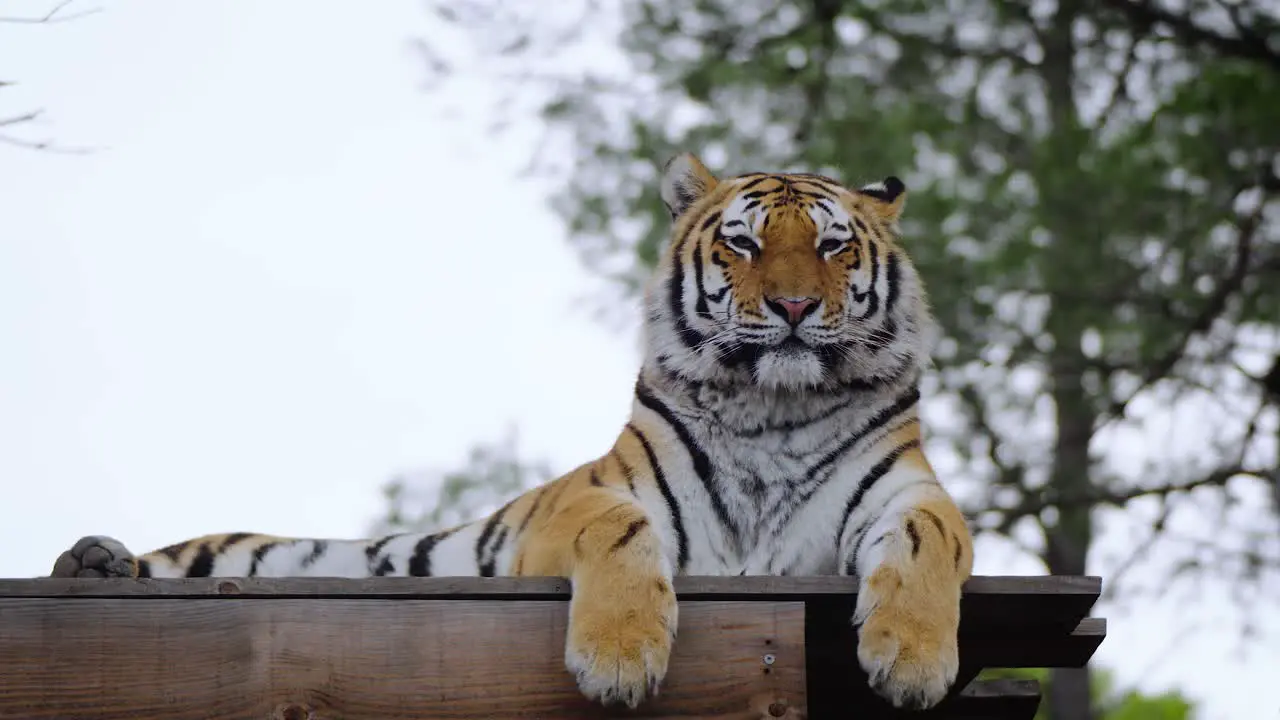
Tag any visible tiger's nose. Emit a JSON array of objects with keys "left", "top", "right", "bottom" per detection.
[{"left": 765, "top": 296, "right": 820, "bottom": 327}]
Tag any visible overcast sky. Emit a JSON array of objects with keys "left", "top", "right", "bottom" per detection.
[{"left": 0, "top": 2, "right": 1275, "bottom": 718}]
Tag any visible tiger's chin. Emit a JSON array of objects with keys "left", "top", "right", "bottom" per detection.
[{"left": 752, "top": 344, "right": 829, "bottom": 391}]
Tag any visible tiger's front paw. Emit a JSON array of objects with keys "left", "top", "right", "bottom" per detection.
[
  {"left": 564, "top": 577, "right": 678, "bottom": 709},
  {"left": 51, "top": 536, "right": 139, "bottom": 579},
  {"left": 854, "top": 569, "right": 960, "bottom": 710}
]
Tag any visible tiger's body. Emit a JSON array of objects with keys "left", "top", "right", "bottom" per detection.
[{"left": 53, "top": 153, "right": 974, "bottom": 711}]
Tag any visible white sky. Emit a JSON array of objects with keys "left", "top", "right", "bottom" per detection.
[{"left": 0, "top": 2, "right": 1275, "bottom": 718}]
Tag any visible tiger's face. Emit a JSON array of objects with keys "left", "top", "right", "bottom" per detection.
[{"left": 645, "top": 153, "right": 936, "bottom": 392}]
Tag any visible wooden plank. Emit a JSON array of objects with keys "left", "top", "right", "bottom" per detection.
[
  {"left": 941, "top": 679, "right": 1041, "bottom": 720},
  {"left": 0, "top": 575, "right": 1102, "bottom": 636},
  {"left": 0, "top": 575, "right": 1102, "bottom": 601},
  {"left": 802, "top": 602, "right": 1103, "bottom": 719},
  {"left": 0, "top": 599, "right": 806, "bottom": 720},
  {"left": 966, "top": 618, "right": 1106, "bottom": 669}
]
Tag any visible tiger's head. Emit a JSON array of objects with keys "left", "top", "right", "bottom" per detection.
[{"left": 644, "top": 152, "right": 937, "bottom": 393}]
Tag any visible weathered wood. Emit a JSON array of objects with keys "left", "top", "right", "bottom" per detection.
[
  {"left": 0, "top": 574, "right": 1102, "bottom": 602},
  {"left": 945, "top": 679, "right": 1041, "bottom": 720},
  {"left": 0, "top": 598, "right": 805, "bottom": 720},
  {"left": 801, "top": 598, "right": 1102, "bottom": 719},
  {"left": 0, "top": 576, "right": 1106, "bottom": 719}
]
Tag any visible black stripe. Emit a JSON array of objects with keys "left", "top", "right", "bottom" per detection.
[
  {"left": 835, "top": 439, "right": 922, "bottom": 553},
  {"left": 856, "top": 242, "right": 881, "bottom": 320},
  {"left": 475, "top": 502, "right": 513, "bottom": 577},
  {"left": 845, "top": 534, "right": 889, "bottom": 576},
  {"left": 135, "top": 559, "right": 152, "bottom": 578},
  {"left": 884, "top": 251, "right": 901, "bottom": 317},
  {"left": 739, "top": 176, "right": 772, "bottom": 191},
  {"left": 374, "top": 556, "right": 395, "bottom": 576},
  {"left": 408, "top": 529, "right": 456, "bottom": 577},
  {"left": 217, "top": 533, "right": 254, "bottom": 552},
  {"left": 615, "top": 453, "right": 638, "bottom": 495},
  {"left": 517, "top": 486, "right": 550, "bottom": 533},
  {"left": 248, "top": 542, "right": 279, "bottom": 576},
  {"left": 699, "top": 212, "right": 721, "bottom": 231},
  {"left": 627, "top": 423, "right": 689, "bottom": 571},
  {"left": 804, "top": 386, "right": 920, "bottom": 485},
  {"left": 872, "top": 476, "right": 930, "bottom": 515},
  {"left": 185, "top": 544, "right": 215, "bottom": 578},
  {"left": 589, "top": 469, "right": 603, "bottom": 487},
  {"left": 954, "top": 536, "right": 963, "bottom": 569},
  {"left": 156, "top": 541, "right": 188, "bottom": 562},
  {"left": 906, "top": 519, "right": 921, "bottom": 557},
  {"left": 542, "top": 478, "right": 572, "bottom": 518},
  {"left": 481, "top": 526, "right": 510, "bottom": 577},
  {"left": 692, "top": 242, "right": 712, "bottom": 319},
  {"left": 301, "top": 540, "right": 328, "bottom": 568},
  {"left": 365, "top": 534, "right": 397, "bottom": 561},
  {"left": 610, "top": 518, "right": 649, "bottom": 554},
  {"left": 667, "top": 205, "right": 717, "bottom": 350},
  {"left": 635, "top": 381, "right": 735, "bottom": 537},
  {"left": 919, "top": 508, "right": 946, "bottom": 539}
]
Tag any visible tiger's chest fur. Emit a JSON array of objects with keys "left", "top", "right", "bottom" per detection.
[{"left": 638, "top": 372, "right": 918, "bottom": 577}]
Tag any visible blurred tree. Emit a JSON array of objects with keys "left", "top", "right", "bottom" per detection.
[
  {"left": 982, "top": 667, "right": 1194, "bottom": 720},
  {"left": 371, "top": 429, "right": 554, "bottom": 536},
  {"left": 413, "top": 1, "right": 1280, "bottom": 717}
]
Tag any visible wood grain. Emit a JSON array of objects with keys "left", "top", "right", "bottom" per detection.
[
  {"left": 0, "top": 574, "right": 1102, "bottom": 600},
  {"left": 0, "top": 599, "right": 806, "bottom": 720}
]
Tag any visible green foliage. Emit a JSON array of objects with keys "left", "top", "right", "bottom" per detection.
[
  {"left": 372, "top": 429, "right": 554, "bottom": 536},
  {"left": 418, "top": 0, "right": 1280, "bottom": 573},
  {"left": 981, "top": 668, "right": 1194, "bottom": 720},
  {"left": 410, "top": 1, "right": 1280, "bottom": 714}
]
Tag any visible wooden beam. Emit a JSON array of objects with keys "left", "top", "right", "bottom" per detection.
[
  {"left": 0, "top": 598, "right": 806, "bottom": 719},
  {"left": 0, "top": 574, "right": 1102, "bottom": 603},
  {"left": 0, "top": 576, "right": 1104, "bottom": 719},
  {"left": 944, "top": 679, "right": 1042, "bottom": 720}
]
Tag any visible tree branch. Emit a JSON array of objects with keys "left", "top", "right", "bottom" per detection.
[
  {"left": 0, "top": 0, "right": 99, "bottom": 23},
  {"left": 994, "top": 464, "right": 1272, "bottom": 531},
  {"left": 1099, "top": 0, "right": 1280, "bottom": 73},
  {"left": 1103, "top": 186, "right": 1264, "bottom": 423}
]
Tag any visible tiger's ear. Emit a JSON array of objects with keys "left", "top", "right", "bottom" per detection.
[
  {"left": 858, "top": 176, "right": 907, "bottom": 223},
  {"left": 661, "top": 153, "right": 719, "bottom": 219}
]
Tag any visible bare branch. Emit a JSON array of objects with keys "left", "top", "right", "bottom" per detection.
[
  {"left": 994, "top": 464, "right": 1272, "bottom": 530},
  {"left": 0, "top": 110, "right": 43, "bottom": 128},
  {"left": 1103, "top": 186, "right": 1265, "bottom": 423},
  {"left": 1100, "top": 0, "right": 1280, "bottom": 73},
  {"left": 1098, "top": 497, "right": 1174, "bottom": 604},
  {"left": 0, "top": 0, "right": 100, "bottom": 24}
]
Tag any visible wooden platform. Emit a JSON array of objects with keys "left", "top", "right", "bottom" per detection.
[{"left": 0, "top": 575, "right": 1104, "bottom": 719}]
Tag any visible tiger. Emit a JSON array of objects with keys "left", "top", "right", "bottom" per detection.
[{"left": 51, "top": 152, "right": 974, "bottom": 711}]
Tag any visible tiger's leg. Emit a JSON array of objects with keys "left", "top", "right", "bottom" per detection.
[
  {"left": 514, "top": 478, "right": 677, "bottom": 709},
  {"left": 839, "top": 471, "right": 974, "bottom": 709}
]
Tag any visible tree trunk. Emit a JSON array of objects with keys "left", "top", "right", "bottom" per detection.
[
  {"left": 1045, "top": 373, "right": 1096, "bottom": 720},
  {"left": 1039, "top": 1, "right": 1096, "bottom": 718}
]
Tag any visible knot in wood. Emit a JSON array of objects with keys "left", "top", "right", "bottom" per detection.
[
  {"left": 274, "top": 703, "right": 312, "bottom": 720},
  {"left": 767, "top": 700, "right": 788, "bottom": 717},
  {"left": 216, "top": 580, "right": 241, "bottom": 595}
]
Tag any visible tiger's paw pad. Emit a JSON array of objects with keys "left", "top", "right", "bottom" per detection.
[
  {"left": 51, "top": 536, "right": 139, "bottom": 579},
  {"left": 565, "top": 586, "right": 677, "bottom": 708},
  {"left": 855, "top": 602, "right": 959, "bottom": 710}
]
